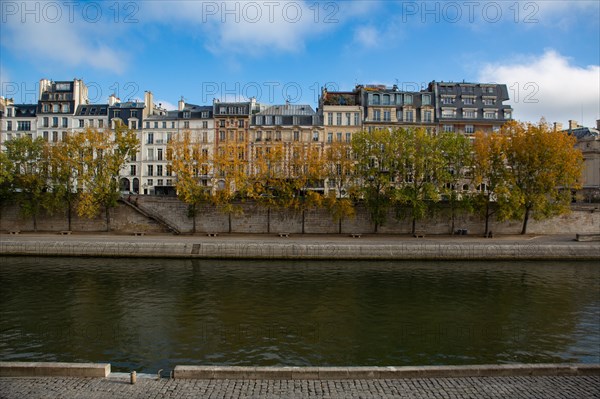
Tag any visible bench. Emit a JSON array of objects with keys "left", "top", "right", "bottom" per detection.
[
  {"left": 413, "top": 231, "right": 425, "bottom": 238},
  {"left": 207, "top": 233, "right": 219, "bottom": 237},
  {"left": 350, "top": 234, "right": 362, "bottom": 238},
  {"left": 59, "top": 231, "right": 72, "bottom": 235},
  {"left": 278, "top": 233, "right": 290, "bottom": 238},
  {"left": 133, "top": 232, "right": 145, "bottom": 236},
  {"left": 9, "top": 230, "right": 20, "bottom": 235}
]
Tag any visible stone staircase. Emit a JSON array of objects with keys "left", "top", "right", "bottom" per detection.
[{"left": 119, "top": 198, "right": 181, "bottom": 235}]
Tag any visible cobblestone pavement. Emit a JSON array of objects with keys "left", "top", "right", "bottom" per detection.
[{"left": 1, "top": 376, "right": 599, "bottom": 399}]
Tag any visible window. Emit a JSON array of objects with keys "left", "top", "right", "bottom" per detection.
[
  {"left": 484, "top": 111, "right": 497, "bottom": 119},
  {"left": 336, "top": 132, "right": 342, "bottom": 142},
  {"left": 465, "top": 125, "right": 474, "bottom": 134},
  {"left": 504, "top": 111, "right": 512, "bottom": 119},
  {"left": 313, "top": 131, "right": 319, "bottom": 141},
  {"left": 404, "top": 94, "right": 413, "bottom": 105},
  {"left": 202, "top": 112, "right": 209, "bottom": 118},
  {"left": 346, "top": 133, "right": 351, "bottom": 143},
  {"left": 405, "top": 110, "right": 414, "bottom": 122},
  {"left": 130, "top": 165, "right": 137, "bottom": 176},
  {"left": 293, "top": 131, "right": 300, "bottom": 141},
  {"left": 166, "top": 165, "right": 172, "bottom": 176},
  {"left": 53, "top": 104, "right": 60, "bottom": 113},
  {"left": 383, "top": 110, "right": 391, "bottom": 122},
  {"left": 373, "top": 110, "right": 381, "bottom": 121},
  {"left": 275, "top": 116, "right": 282, "bottom": 125},
  {"left": 183, "top": 111, "right": 190, "bottom": 119},
  {"left": 62, "top": 104, "right": 70, "bottom": 113},
  {"left": 442, "top": 109, "right": 455, "bottom": 118},
  {"left": 492, "top": 125, "right": 500, "bottom": 132},
  {"left": 98, "top": 119, "right": 104, "bottom": 128},
  {"left": 463, "top": 110, "right": 476, "bottom": 118},
  {"left": 17, "top": 121, "right": 31, "bottom": 131},
  {"left": 53, "top": 117, "right": 59, "bottom": 127},
  {"left": 157, "top": 148, "right": 163, "bottom": 161},
  {"left": 483, "top": 98, "right": 496, "bottom": 106},
  {"left": 157, "top": 165, "right": 163, "bottom": 176},
  {"left": 6, "top": 121, "right": 12, "bottom": 131},
  {"left": 7, "top": 108, "right": 13, "bottom": 117},
  {"left": 238, "top": 119, "right": 245, "bottom": 128},
  {"left": 184, "top": 121, "right": 189, "bottom": 129},
  {"left": 265, "top": 131, "right": 272, "bottom": 141},
  {"left": 382, "top": 94, "right": 390, "bottom": 105},
  {"left": 265, "top": 116, "right": 272, "bottom": 125},
  {"left": 327, "top": 113, "right": 333, "bottom": 125},
  {"left": 79, "top": 119, "right": 84, "bottom": 128},
  {"left": 346, "top": 113, "right": 351, "bottom": 125},
  {"left": 157, "top": 179, "right": 163, "bottom": 186},
  {"left": 354, "top": 113, "right": 360, "bottom": 126},
  {"left": 220, "top": 120, "right": 226, "bottom": 127},
  {"left": 131, "top": 110, "right": 138, "bottom": 118},
  {"left": 43, "top": 104, "right": 50, "bottom": 113},
  {"left": 147, "top": 165, "right": 154, "bottom": 176},
  {"left": 52, "top": 131, "right": 58, "bottom": 142},
  {"left": 463, "top": 97, "right": 474, "bottom": 105},
  {"left": 89, "top": 119, "right": 94, "bottom": 128},
  {"left": 443, "top": 125, "right": 454, "bottom": 132},
  {"left": 43, "top": 117, "right": 49, "bottom": 127},
  {"left": 423, "top": 110, "right": 432, "bottom": 122},
  {"left": 147, "top": 179, "right": 153, "bottom": 187},
  {"left": 171, "top": 122, "right": 175, "bottom": 128},
  {"left": 327, "top": 132, "right": 333, "bottom": 143},
  {"left": 256, "top": 131, "right": 262, "bottom": 141},
  {"left": 42, "top": 131, "right": 48, "bottom": 141},
  {"left": 219, "top": 131, "right": 225, "bottom": 141},
  {"left": 487, "top": 87, "right": 495, "bottom": 94},
  {"left": 372, "top": 94, "right": 380, "bottom": 105},
  {"left": 114, "top": 110, "right": 121, "bottom": 118},
  {"left": 239, "top": 132, "right": 246, "bottom": 141},
  {"left": 422, "top": 95, "right": 431, "bottom": 105},
  {"left": 147, "top": 133, "right": 154, "bottom": 144},
  {"left": 162, "top": 122, "right": 167, "bottom": 128},
  {"left": 396, "top": 110, "right": 403, "bottom": 121},
  {"left": 147, "top": 148, "right": 154, "bottom": 161},
  {"left": 336, "top": 113, "right": 342, "bottom": 125},
  {"left": 441, "top": 96, "right": 453, "bottom": 105},
  {"left": 62, "top": 131, "right": 67, "bottom": 141},
  {"left": 202, "top": 121, "right": 208, "bottom": 128},
  {"left": 145, "top": 122, "right": 150, "bottom": 129}
]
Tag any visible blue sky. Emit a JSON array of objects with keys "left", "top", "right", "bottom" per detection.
[{"left": 1, "top": 0, "right": 599, "bottom": 126}]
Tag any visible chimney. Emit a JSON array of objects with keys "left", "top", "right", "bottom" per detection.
[
  {"left": 39, "top": 78, "right": 51, "bottom": 100},
  {"left": 569, "top": 120, "right": 579, "bottom": 130},
  {"left": 144, "top": 91, "right": 154, "bottom": 114},
  {"left": 108, "top": 94, "right": 119, "bottom": 106},
  {"left": 178, "top": 96, "right": 185, "bottom": 111},
  {"left": 553, "top": 122, "right": 563, "bottom": 131}
]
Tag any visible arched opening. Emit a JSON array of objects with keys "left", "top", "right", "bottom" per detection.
[
  {"left": 120, "top": 178, "right": 130, "bottom": 192},
  {"left": 132, "top": 178, "right": 140, "bottom": 194}
]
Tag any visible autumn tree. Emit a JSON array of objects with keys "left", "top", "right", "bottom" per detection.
[
  {"left": 502, "top": 120, "right": 583, "bottom": 234},
  {"left": 352, "top": 129, "right": 398, "bottom": 232},
  {"left": 4, "top": 136, "right": 50, "bottom": 231},
  {"left": 439, "top": 131, "right": 474, "bottom": 234},
  {"left": 47, "top": 133, "right": 85, "bottom": 231},
  {"left": 393, "top": 128, "right": 446, "bottom": 235},
  {"left": 212, "top": 140, "right": 248, "bottom": 233},
  {"left": 324, "top": 139, "right": 356, "bottom": 233},
  {"left": 168, "top": 131, "right": 212, "bottom": 234},
  {"left": 472, "top": 130, "right": 511, "bottom": 236},
  {"left": 77, "top": 124, "right": 139, "bottom": 231},
  {"left": 0, "top": 151, "right": 15, "bottom": 220}
]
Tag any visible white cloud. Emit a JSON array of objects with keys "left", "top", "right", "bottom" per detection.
[
  {"left": 478, "top": 50, "right": 600, "bottom": 128},
  {"left": 1, "top": 1, "right": 127, "bottom": 74},
  {"left": 139, "top": 0, "right": 338, "bottom": 56},
  {"left": 353, "top": 26, "right": 379, "bottom": 48},
  {"left": 156, "top": 100, "right": 177, "bottom": 111}
]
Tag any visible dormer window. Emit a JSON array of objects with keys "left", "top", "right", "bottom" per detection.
[{"left": 183, "top": 111, "right": 191, "bottom": 119}]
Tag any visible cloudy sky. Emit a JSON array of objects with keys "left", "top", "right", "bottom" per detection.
[{"left": 1, "top": 0, "right": 599, "bottom": 127}]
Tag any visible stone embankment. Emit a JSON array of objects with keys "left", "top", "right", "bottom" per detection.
[{"left": 0, "top": 234, "right": 598, "bottom": 260}]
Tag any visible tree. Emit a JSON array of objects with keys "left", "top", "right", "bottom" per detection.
[
  {"left": 393, "top": 128, "right": 446, "bottom": 235},
  {"left": 0, "top": 151, "right": 15, "bottom": 221},
  {"left": 168, "top": 131, "right": 212, "bottom": 234},
  {"left": 352, "top": 129, "right": 397, "bottom": 233},
  {"left": 502, "top": 120, "right": 583, "bottom": 234},
  {"left": 47, "top": 133, "right": 85, "bottom": 231},
  {"left": 4, "top": 136, "right": 50, "bottom": 231},
  {"left": 324, "top": 140, "right": 356, "bottom": 233},
  {"left": 439, "top": 132, "right": 474, "bottom": 234},
  {"left": 472, "top": 130, "right": 511, "bottom": 236},
  {"left": 212, "top": 140, "right": 248, "bottom": 233},
  {"left": 77, "top": 124, "right": 139, "bottom": 231}
]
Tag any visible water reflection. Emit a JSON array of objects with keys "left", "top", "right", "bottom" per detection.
[{"left": 1, "top": 257, "right": 598, "bottom": 373}]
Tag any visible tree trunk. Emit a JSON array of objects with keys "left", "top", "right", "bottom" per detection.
[
  {"left": 338, "top": 217, "right": 342, "bottom": 234},
  {"left": 302, "top": 209, "right": 305, "bottom": 234},
  {"left": 484, "top": 200, "right": 490, "bottom": 236},
  {"left": 521, "top": 207, "right": 531, "bottom": 235},
  {"left": 33, "top": 213, "right": 37, "bottom": 232},
  {"left": 411, "top": 217, "right": 416, "bottom": 235},
  {"left": 374, "top": 221, "right": 378, "bottom": 233},
  {"left": 267, "top": 207, "right": 271, "bottom": 234},
  {"left": 67, "top": 197, "right": 72, "bottom": 231},
  {"left": 192, "top": 211, "right": 196, "bottom": 234},
  {"left": 228, "top": 212, "right": 232, "bottom": 234},
  {"left": 105, "top": 206, "right": 110, "bottom": 232},
  {"left": 450, "top": 203, "right": 455, "bottom": 234}
]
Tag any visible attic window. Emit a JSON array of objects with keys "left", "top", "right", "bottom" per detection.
[{"left": 90, "top": 108, "right": 97, "bottom": 115}]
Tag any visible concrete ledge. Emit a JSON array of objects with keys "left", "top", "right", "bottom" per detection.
[
  {"left": 576, "top": 233, "right": 600, "bottom": 242},
  {"left": 173, "top": 364, "right": 600, "bottom": 380},
  {"left": 0, "top": 362, "right": 110, "bottom": 378}
]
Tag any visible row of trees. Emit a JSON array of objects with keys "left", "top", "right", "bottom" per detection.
[
  {"left": 0, "top": 124, "right": 139, "bottom": 231},
  {"left": 0, "top": 120, "right": 582, "bottom": 234},
  {"left": 168, "top": 120, "right": 583, "bottom": 235}
]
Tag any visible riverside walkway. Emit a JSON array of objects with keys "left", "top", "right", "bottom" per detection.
[
  {"left": 1, "top": 374, "right": 599, "bottom": 398},
  {"left": 0, "top": 232, "right": 598, "bottom": 260}
]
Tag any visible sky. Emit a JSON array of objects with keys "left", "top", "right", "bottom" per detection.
[{"left": 1, "top": 0, "right": 599, "bottom": 127}]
